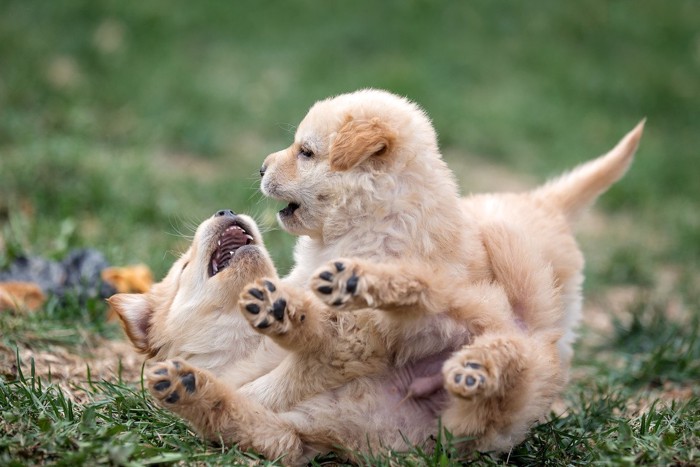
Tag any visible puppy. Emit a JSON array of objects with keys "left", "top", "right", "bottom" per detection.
[
  {"left": 252, "top": 89, "right": 644, "bottom": 451},
  {"left": 109, "top": 209, "right": 275, "bottom": 376},
  {"left": 119, "top": 212, "right": 486, "bottom": 462},
  {"left": 114, "top": 209, "right": 441, "bottom": 461},
  {"left": 120, "top": 91, "right": 643, "bottom": 464}
]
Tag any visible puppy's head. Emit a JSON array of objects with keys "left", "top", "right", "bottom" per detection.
[
  {"left": 261, "top": 89, "right": 446, "bottom": 238},
  {"left": 108, "top": 210, "right": 276, "bottom": 360}
]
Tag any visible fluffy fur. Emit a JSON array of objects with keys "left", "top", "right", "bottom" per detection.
[
  {"left": 115, "top": 90, "right": 644, "bottom": 465},
  {"left": 109, "top": 210, "right": 275, "bottom": 376}
]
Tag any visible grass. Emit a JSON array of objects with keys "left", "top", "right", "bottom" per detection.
[{"left": 1, "top": 0, "right": 698, "bottom": 465}]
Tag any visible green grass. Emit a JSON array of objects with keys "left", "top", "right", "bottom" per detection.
[
  {"left": 2, "top": 303, "right": 697, "bottom": 466},
  {"left": 1, "top": 0, "right": 698, "bottom": 465}
]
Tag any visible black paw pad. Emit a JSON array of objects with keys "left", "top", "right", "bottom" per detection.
[
  {"left": 346, "top": 274, "right": 359, "bottom": 294},
  {"left": 153, "top": 380, "right": 171, "bottom": 391},
  {"left": 249, "top": 288, "right": 264, "bottom": 300},
  {"left": 334, "top": 262, "right": 345, "bottom": 272},
  {"left": 165, "top": 391, "right": 180, "bottom": 404},
  {"left": 256, "top": 319, "right": 270, "bottom": 329},
  {"left": 181, "top": 373, "right": 196, "bottom": 394},
  {"left": 464, "top": 362, "right": 482, "bottom": 370},
  {"left": 172, "top": 361, "right": 181, "bottom": 370},
  {"left": 153, "top": 367, "right": 168, "bottom": 376},
  {"left": 272, "top": 298, "right": 286, "bottom": 321},
  {"left": 264, "top": 280, "right": 276, "bottom": 292},
  {"left": 319, "top": 271, "right": 333, "bottom": 281},
  {"left": 317, "top": 285, "right": 333, "bottom": 295},
  {"left": 332, "top": 298, "right": 343, "bottom": 306},
  {"left": 465, "top": 376, "right": 477, "bottom": 387},
  {"left": 454, "top": 374, "right": 462, "bottom": 384},
  {"left": 245, "top": 303, "right": 260, "bottom": 314}
]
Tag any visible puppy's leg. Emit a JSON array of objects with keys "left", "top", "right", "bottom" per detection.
[
  {"left": 310, "top": 258, "right": 445, "bottom": 315},
  {"left": 148, "top": 359, "right": 307, "bottom": 464},
  {"left": 239, "top": 278, "right": 330, "bottom": 353},
  {"left": 479, "top": 222, "right": 563, "bottom": 332},
  {"left": 441, "top": 332, "right": 564, "bottom": 452}
]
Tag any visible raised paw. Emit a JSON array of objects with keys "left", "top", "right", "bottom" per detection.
[
  {"left": 443, "top": 344, "right": 512, "bottom": 401},
  {"left": 239, "top": 278, "right": 303, "bottom": 336},
  {"left": 444, "top": 358, "right": 494, "bottom": 400},
  {"left": 310, "top": 259, "right": 367, "bottom": 309},
  {"left": 147, "top": 359, "right": 200, "bottom": 406}
]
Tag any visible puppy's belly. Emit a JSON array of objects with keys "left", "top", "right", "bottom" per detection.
[{"left": 378, "top": 351, "right": 452, "bottom": 426}]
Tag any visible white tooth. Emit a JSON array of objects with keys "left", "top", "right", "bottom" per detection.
[
  {"left": 246, "top": 235, "right": 254, "bottom": 240},
  {"left": 229, "top": 251, "right": 234, "bottom": 256},
  {"left": 218, "top": 240, "right": 221, "bottom": 246}
]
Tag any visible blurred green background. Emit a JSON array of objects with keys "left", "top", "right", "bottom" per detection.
[
  {"left": 1, "top": 0, "right": 698, "bottom": 280},
  {"left": 1, "top": 2, "right": 699, "bottom": 464}
]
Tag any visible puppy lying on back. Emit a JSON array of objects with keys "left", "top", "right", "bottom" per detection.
[{"left": 114, "top": 208, "right": 515, "bottom": 463}]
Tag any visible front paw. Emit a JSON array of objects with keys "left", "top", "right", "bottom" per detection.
[
  {"left": 310, "top": 259, "right": 367, "bottom": 309},
  {"left": 239, "top": 278, "right": 302, "bottom": 336},
  {"left": 147, "top": 359, "right": 199, "bottom": 406}
]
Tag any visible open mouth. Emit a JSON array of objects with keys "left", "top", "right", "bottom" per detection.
[
  {"left": 209, "top": 223, "right": 254, "bottom": 277},
  {"left": 279, "top": 202, "right": 300, "bottom": 217}
]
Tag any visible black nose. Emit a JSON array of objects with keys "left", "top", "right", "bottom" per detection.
[
  {"left": 214, "top": 209, "right": 236, "bottom": 218},
  {"left": 259, "top": 165, "right": 267, "bottom": 177}
]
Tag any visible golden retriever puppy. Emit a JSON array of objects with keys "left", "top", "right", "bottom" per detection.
[
  {"left": 114, "top": 210, "right": 461, "bottom": 462},
  {"left": 131, "top": 221, "right": 509, "bottom": 464},
  {"left": 109, "top": 209, "right": 275, "bottom": 376},
  {"left": 252, "top": 89, "right": 644, "bottom": 451}
]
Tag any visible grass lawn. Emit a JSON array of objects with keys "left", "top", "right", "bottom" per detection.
[{"left": 1, "top": 1, "right": 698, "bottom": 465}]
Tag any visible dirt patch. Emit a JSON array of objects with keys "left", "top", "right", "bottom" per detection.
[{"left": 0, "top": 337, "right": 144, "bottom": 403}]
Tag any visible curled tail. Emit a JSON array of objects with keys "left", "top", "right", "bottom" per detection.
[{"left": 534, "top": 120, "right": 645, "bottom": 222}]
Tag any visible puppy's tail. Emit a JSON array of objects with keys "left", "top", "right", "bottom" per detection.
[{"left": 534, "top": 120, "right": 645, "bottom": 223}]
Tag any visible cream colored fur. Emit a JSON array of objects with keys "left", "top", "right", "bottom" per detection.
[
  {"left": 109, "top": 211, "right": 275, "bottom": 375},
  {"left": 115, "top": 90, "right": 643, "bottom": 465}
]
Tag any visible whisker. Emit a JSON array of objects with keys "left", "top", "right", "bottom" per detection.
[
  {"left": 276, "top": 122, "right": 296, "bottom": 135},
  {"left": 167, "top": 214, "right": 197, "bottom": 240}
]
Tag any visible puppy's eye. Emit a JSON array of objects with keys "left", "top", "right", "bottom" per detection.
[{"left": 299, "top": 147, "right": 314, "bottom": 159}]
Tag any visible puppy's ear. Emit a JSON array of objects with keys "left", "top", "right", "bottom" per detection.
[
  {"left": 107, "top": 293, "right": 152, "bottom": 353},
  {"left": 329, "top": 117, "right": 396, "bottom": 171}
]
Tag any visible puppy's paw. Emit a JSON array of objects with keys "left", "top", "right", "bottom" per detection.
[
  {"left": 311, "top": 259, "right": 367, "bottom": 309},
  {"left": 147, "top": 359, "right": 199, "bottom": 406},
  {"left": 444, "top": 358, "right": 493, "bottom": 400},
  {"left": 239, "top": 278, "right": 302, "bottom": 336},
  {"left": 443, "top": 339, "right": 521, "bottom": 401}
]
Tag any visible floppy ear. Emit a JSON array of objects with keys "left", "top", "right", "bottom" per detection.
[
  {"left": 329, "top": 117, "right": 396, "bottom": 171},
  {"left": 107, "top": 293, "right": 152, "bottom": 353}
]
